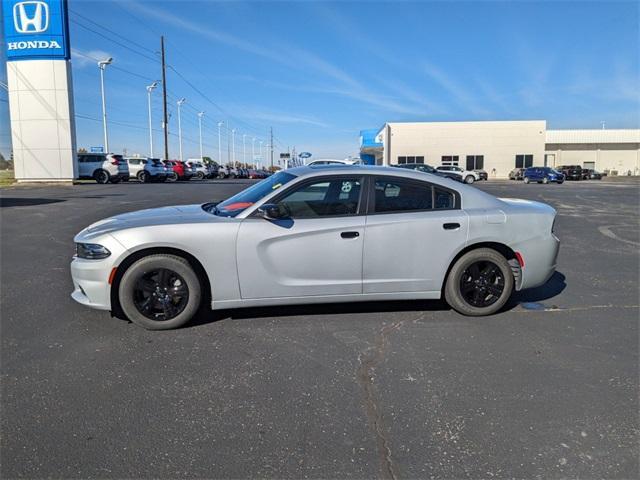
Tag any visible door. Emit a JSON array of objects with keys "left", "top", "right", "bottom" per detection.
[
  {"left": 237, "top": 176, "right": 366, "bottom": 299},
  {"left": 363, "top": 176, "right": 469, "bottom": 293}
]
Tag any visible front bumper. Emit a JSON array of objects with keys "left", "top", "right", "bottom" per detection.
[{"left": 70, "top": 256, "right": 114, "bottom": 310}]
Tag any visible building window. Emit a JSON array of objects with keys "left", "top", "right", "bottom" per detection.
[
  {"left": 466, "top": 155, "right": 484, "bottom": 170},
  {"left": 441, "top": 155, "right": 459, "bottom": 166},
  {"left": 515, "top": 154, "right": 533, "bottom": 168},
  {"left": 397, "top": 156, "right": 425, "bottom": 164}
]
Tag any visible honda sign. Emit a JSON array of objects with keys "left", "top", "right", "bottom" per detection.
[{"left": 2, "top": 0, "right": 70, "bottom": 60}]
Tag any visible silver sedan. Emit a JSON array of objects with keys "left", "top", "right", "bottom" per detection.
[{"left": 70, "top": 165, "right": 560, "bottom": 329}]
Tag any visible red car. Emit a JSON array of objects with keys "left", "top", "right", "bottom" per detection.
[{"left": 163, "top": 160, "right": 193, "bottom": 181}]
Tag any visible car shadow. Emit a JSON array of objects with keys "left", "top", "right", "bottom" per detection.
[
  {"left": 190, "top": 298, "right": 451, "bottom": 327},
  {"left": 0, "top": 197, "right": 66, "bottom": 207},
  {"left": 507, "top": 271, "right": 567, "bottom": 309}
]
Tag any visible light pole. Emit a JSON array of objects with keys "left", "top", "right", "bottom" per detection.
[
  {"left": 242, "top": 134, "right": 247, "bottom": 165},
  {"left": 217, "top": 121, "right": 224, "bottom": 165},
  {"left": 252, "top": 137, "right": 256, "bottom": 166},
  {"left": 98, "top": 57, "right": 113, "bottom": 152},
  {"left": 197, "top": 111, "right": 205, "bottom": 160},
  {"left": 231, "top": 129, "right": 236, "bottom": 166},
  {"left": 146, "top": 81, "right": 158, "bottom": 158},
  {"left": 259, "top": 140, "right": 263, "bottom": 168},
  {"left": 177, "top": 98, "right": 186, "bottom": 161}
]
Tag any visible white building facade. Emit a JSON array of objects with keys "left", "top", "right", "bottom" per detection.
[{"left": 362, "top": 120, "right": 640, "bottom": 178}]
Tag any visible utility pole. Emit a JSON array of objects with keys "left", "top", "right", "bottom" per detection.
[
  {"left": 161, "top": 36, "right": 169, "bottom": 160},
  {"left": 270, "top": 126, "right": 274, "bottom": 169}
]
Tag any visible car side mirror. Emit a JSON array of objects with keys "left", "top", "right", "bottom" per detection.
[{"left": 258, "top": 203, "right": 289, "bottom": 220}]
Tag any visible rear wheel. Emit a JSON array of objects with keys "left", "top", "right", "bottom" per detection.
[
  {"left": 137, "top": 171, "right": 149, "bottom": 183},
  {"left": 196, "top": 171, "right": 205, "bottom": 180},
  {"left": 166, "top": 172, "right": 178, "bottom": 182},
  {"left": 542, "top": 177, "right": 549, "bottom": 184},
  {"left": 523, "top": 177, "right": 530, "bottom": 184},
  {"left": 464, "top": 175, "right": 475, "bottom": 184},
  {"left": 445, "top": 248, "right": 514, "bottom": 316},
  {"left": 94, "top": 169, "right": 110, "bottom": 184},
  {"left": 118, "top": 254, "right": 202, "bottom": 330}
]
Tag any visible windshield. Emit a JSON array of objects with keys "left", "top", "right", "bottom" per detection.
[{"left": 204, "top": 171, "right": 297, "bottom": 217}]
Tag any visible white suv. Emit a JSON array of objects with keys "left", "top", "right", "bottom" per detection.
[
  {"left": 436, "top": 165, "right": 480, "bottom": 184},
  {"left": 125, "top": 157, "right": 168, "bottom": 183},
  {"left": 77, "top": 153, "right": 129, "bottom": 184}
]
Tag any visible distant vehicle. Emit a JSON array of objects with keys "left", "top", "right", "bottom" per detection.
[
  {"left": 393, "top": 163, "right": 462, "bottom": 182},
  {"left": 523, "top": 167, "right": 565, "bottom": 184},
  {"left": 509, "top": 168, "right": 525, "bottom": 181},
  {"left": 125, "top": 157, "right": 167, "bottom": 183},
  {"left": 436, "top": 165, "right": 480, "bottom": 184},
  {"left": 474, "top": 169, "right": 488, "bottom": 181},
  {"left": 583, "top": 169, "right": 603, "bottom": 180},
  {"left": 205, "top": 163, "right": 219, "bottom": 179},
  {"left": 557, "top": 165, "right": 583, "bottom": 180},
  {"left": 163, "top": 160, "right": 193, "bottom": 181},
  {"left": 77, "top": 153, "right": 129, "bottom": 184},
  {"left": 187, "top": 161, "right": 209, "bottom": 180},
  {"left": 71, "top": 164, "right": 560, "bottom": 329},
  {"left": 307, "top": 159, "right": 359, "bottom": 166}
]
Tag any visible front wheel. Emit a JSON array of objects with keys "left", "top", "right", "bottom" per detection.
[
  {"left": 137, "top": 171, "right": 149, "bottom": 183},
  {"left": 196, "top": 171, "right": 205, "bottom": 180},
  {"left": 523, "top": 177, "right": 530, "bottom": 184},
  {"left": 94, "top": 170, "right": 110, "bottom": 184},
  {"left": 445, "top": 248, "right": 514, "bottom": 316},
  {"left": 542, "top": 177, "right": 549, "bottom": 184},
  {"left": 464, "top": 175, "right": 475, "bottom": 184},
  {"left": 118, "top": 254, "right": 202, "bottom": 330},
  {"left": 166, "top": 172, "right": 178, "bottom": 182}
]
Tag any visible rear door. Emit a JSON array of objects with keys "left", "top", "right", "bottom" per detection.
[
  {"left": 363, "top": 176, "right": 468, "bottom": 293},
  {"left": 237, "top": 175, "right": 366, "bottom": 299}
]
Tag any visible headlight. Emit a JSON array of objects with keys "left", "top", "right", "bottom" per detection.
[{"left": 76, "top": 243, "right": 111, "bottom": 259}]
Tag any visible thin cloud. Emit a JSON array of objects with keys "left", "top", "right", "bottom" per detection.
[{"left": 71, "top": 48, "right": 112, "bottom": 68}]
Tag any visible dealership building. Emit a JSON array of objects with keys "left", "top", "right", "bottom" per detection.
[{"left": 360, "top": 121, "right": 640, "bottom": 178}]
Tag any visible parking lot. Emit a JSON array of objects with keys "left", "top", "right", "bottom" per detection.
[{"left": 1, "top": 178, "right": 638, "bottom": 478}]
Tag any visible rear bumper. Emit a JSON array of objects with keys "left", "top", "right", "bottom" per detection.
[{"left": 519, "top": 233, "right": 560, "bottom": 290}]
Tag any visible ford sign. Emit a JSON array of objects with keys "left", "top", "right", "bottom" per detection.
[
  {"left": 298, "top": 152, "right": 312, "bottom": 159},
  {"left": 2, "top": 0, "right": 70, "bottom": 60}
]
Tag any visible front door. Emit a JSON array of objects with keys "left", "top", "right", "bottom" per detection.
[
  {"left": 237, "top": 176, "right": 365, "bottom": 299},
  {"left": 363, "top": 176, "right": 469, "bottom": 293}
]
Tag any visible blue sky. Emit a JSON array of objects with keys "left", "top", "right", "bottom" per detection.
[{"left": 1, "top": 0, "right": 639, "bottom": 161}]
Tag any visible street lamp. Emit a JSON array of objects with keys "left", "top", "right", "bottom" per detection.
[
  {"left": 176, "top": 98, "right": 186, "bottom": 161},
  {"left": 242, "top": 134, "right": 247, "bottom": 165},
  {"left": 231, "top": 129, "right": 236, "bottom": 166},
  {"left": 258, "top": 140, "right": 263, "bottom": 168},
  {"left": 197, "top": 111, "right": 205, "bottom": 160},
  {"left": 146, "top": 81, "right": 158, "bottom": 157},
  {"left": 98, "top": 57, "right": 113, "bottom": 153},
  {"left": 252, "top": 137, "right": 256, "bottom": 166},
  {"left": 217, "top": 121, "right": 224, "bottom": 165}
]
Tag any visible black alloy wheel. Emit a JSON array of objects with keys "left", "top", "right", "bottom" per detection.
[
  {"left": 133, "top": 268, "right": 189, "bottom": 321},
  {"left": 459, "top": 260, "right": 505, "bottom": 308}
]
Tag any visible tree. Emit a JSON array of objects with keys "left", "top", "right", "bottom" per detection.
[{"left": 78, "top": 148, "right": 88, "bottom": 154}]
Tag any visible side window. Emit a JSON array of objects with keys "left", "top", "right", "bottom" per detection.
[
  {"left": 434, "top": 188, "right": 455, "bottom": 210},
  {"left": 277, "top": 178, "right": 362, "bottom": 218},
  {"left": 374, "top": 178, "right": 433, "bottom": 213}
]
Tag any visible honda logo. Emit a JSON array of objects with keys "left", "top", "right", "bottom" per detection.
[{"left": 13, "top": 1, "right": 50, "bottom": 34}]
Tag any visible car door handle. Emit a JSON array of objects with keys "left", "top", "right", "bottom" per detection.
[
  {"left": 443, "top": 223, "right": 460, "bottom": 230},
  {"left": 341, "top": 231, "right": 360, "bottom": 239}
]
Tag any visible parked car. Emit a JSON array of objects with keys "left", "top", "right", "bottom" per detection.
[
  {"left": 509, "top": 168, "right": 525, "bottom": 180},
  {"left": 205, "top": 163, "right": 220, "bottom": 179},
  {"left": 125, "top": 157, "right": 167, "bottom": 183},
  {"left": 583, "top": 169, "right": 603, "bottom": 180},
  {"left": 163, "top": 160, "right": 193, "bottom": 181},
  {"left": 187, "top": 161, "right": 209, "bottom": 180},
  {"left": 474, "top": 169, "right": 488, "bottom": 181},
  {"left": 557, "top": 165, "right": 583, "bottom": 180},
  {"left": 436, "top": 165, "right": 480, "bottom": 184},
  {"left": 523, "top": 167, "right": 565, "bottom": 184},
  {"left": 307, "top": 159, "right": 359, "bottom": 166},
  {"left": 393, "top": 163, "right": 462, "bottom": 182},
  {"left": 77, "top": 153, "right": 129, "bottom": 184},
  {"left": 71, "top": 165, "right": 559, "bottom": 330}
]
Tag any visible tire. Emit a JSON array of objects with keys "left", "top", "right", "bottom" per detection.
[
  {"left": 542, "top": 177, "right": 549, "bottom": 184},
  {"left": 118, "top": 254, "right": 202, "bottom": 330},
  {"left": 137, "top": 171, "right": 149, "bottom": 183},
  {"left": 196, "top": 171, "right": 205, "bottom": 180},
  {"left": 94, "top": 169, "right": 110, "bottom": 184},
  {"left": 166, "top": 172, "right": 178, "bottom": 182},
  {"left": 464, "top": 175, "right": 475, "bottom": 184},
  {"left": 523, "top": 177, "right": 530, "bottom": 184},
  {"left": 444, "top": 248, "right": 514, "bottom": 316},
  {"left": 557, "top": 181, "right": 564, "bottom": 184}
]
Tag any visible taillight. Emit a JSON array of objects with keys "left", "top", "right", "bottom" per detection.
[{"left": 111, "top": 159, "right": 119, "bottom": 165}]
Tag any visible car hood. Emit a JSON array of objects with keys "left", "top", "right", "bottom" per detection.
[{"left": 76, "top": 204, "right": 225, "bottom": 241}]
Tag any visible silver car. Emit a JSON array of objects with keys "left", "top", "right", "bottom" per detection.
[
  {"left": 125, "top": 157, "right": 168, "bottom": 183},
  {"left": 70, "top": 165, "right": 559, "bottom": 330}
]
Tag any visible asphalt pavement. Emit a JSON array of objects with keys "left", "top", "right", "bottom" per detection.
[{"left": 1, "top": 178, "right": 638, "bottom": 479}]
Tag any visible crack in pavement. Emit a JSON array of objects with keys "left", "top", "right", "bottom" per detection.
[{"left": 356, "top": 316, "right": 420, "bottom": 480}]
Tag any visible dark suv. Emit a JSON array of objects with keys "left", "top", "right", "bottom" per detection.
[
  {"left": 557, "top": 165, "right": 583, "bottom": 180},
  {"left": 523, "top": 167, "right": 565, "bottom": 184}
]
